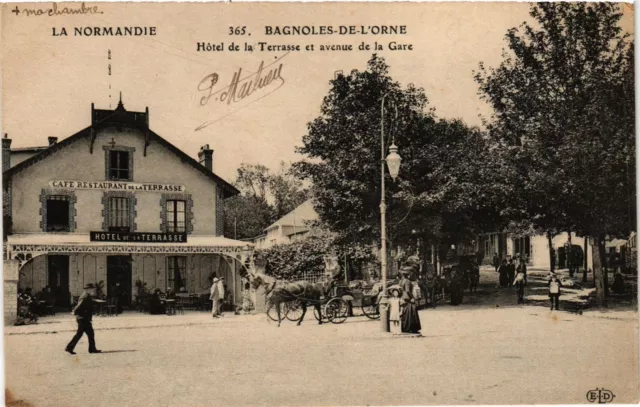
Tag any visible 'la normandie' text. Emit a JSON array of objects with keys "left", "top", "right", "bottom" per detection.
[{"left": 52, "top": 26, "right": 157, "bottom": 36}]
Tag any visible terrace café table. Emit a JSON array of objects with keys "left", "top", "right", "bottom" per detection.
[
  {"left": 162, "top": 299, "right": 176, "bottom": 315},
  {"left": 94, "top": 299, "right": 107, "bottom": 316}
]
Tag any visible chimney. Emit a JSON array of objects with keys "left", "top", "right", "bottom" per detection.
[
  {"left": 48, "top": 137, "right": 58, "bottom": 146},
  {"left": 198, "top": 144, "right": 213, "bottom": 171},
  {"left": 2, "top": 134, "right": 12, "bottom": 172}
]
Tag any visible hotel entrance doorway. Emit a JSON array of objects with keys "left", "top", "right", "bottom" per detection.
[{"left": 107, "top": 256, "right": 132, "bottom": 308}]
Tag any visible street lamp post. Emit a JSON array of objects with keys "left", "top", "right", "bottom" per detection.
[{"left": 379, "top": 94, "right": 402, "bottom": 333}]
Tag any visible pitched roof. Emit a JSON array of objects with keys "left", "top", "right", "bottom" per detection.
[
  {"left": 11, "top": 146, "right": 48, "bottom": 153},
  {"left": 265, "top": 199, "right": 318, "bottom": 231},
  {"left": 3, "top": 107, "right": 239, "bottom": 198}
]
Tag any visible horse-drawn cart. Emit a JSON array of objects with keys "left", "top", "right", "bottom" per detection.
[
  {"left": 314, "top": 284, "right": 380, "bottom": 323},
  {"left": 267, "top": 283, "right": 380, "bottom": 324},
  {"left": 266, "top": 294, "right": 349, "bottom": 324},
  {"left": 311, "top": 284, "right": 380, "bottom": 323}
]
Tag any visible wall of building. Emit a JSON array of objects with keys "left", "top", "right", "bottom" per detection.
[
  {"left": 11, "top": 151, "right": 42, "bottom": 167},
  {"left": 476, "top": 232, "right": 594, "bottom": 270},
  {"left": 4, "top": 260, "right": 20, "bottom": 325},
  {"left": 530, "top": 232, "right": 593, "bottom": 270},
  {"left": 476, "top": 233, "right": 508, "bottom": 263},
  {"left": 253, "top": 236, "right": 267, "bottom": 250},
  {"left": 10, "top": 127, "right": 218, "bottom": 235},
  {"left": 264, "top": 226, "right": 284, "bottom": 247}
]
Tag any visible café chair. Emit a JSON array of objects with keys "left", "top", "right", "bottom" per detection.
[{"left": 174, "top": 297, "right": 185, "bottom": 315}]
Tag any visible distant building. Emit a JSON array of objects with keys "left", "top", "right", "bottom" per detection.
[
  {"left": 252, "top": 199, "right": 318, "bottom": 249},
  {"left": 475, "top": 231, "right": 594, "bottom": 270}
]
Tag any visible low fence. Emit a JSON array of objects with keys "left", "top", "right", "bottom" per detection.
[{"left": 294, "top": 270, "right": 325, "bottom": 283}]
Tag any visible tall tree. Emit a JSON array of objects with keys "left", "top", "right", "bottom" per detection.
[
  {"left": 475, "top": 3, "right": 634, "bottom": 304},
  {"left": 295, "top": 55, "right": 508, "bottom": 254},
  {"left": 269, "top": 161, "right": 309, "bottom": 219},
  {"left": 224, "top": 195, "right": 274, "bottom": 240},
  {"left": 236, "top": 163, "right": 272, "bottom": 201}
]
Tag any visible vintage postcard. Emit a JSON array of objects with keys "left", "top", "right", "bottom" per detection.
[{"left": 1, "top": 2, "right": 637, "bottom": 406}]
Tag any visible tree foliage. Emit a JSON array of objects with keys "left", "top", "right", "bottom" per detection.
[
  {"left": 255, "top": 231, "right": 376, "bottom": 281},
  {"left": 475, "top": 3, "right": 635, "bottom": 239},
  {"left": 224, "top": 162, "right": 308, "bottom": 240},
  {"left": 295, "top": 55, "right": 507, "bottom": 249},
  {"left": 475, "top": 3, "right": 634, "bottom": 304}
]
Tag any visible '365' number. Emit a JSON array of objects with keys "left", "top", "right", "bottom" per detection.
[{"left": 229, "top": 26, "right": 247, "bottom": 35}]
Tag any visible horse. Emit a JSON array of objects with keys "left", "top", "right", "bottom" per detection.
[
  {"left": 248, "top": 272, "right": 336, "bottom": 327},
  {"left": 423, "top": 271, "right": 438, "bottom": 308}
]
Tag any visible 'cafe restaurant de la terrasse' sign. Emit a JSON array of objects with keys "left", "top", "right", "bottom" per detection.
[
  {"left": 49, "top": 180, "right": 185, "bottom": 192},
  {"left": 90, "top": 231, "right": 188, "bottom": 243}
]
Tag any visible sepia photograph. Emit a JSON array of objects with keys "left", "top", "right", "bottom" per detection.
[{"left": 1, "top": 2, "right": 637, "bottom": 406}]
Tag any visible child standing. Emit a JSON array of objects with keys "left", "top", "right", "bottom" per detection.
[
  {"left": 548, "top": 273, "right": 562, "bottom": 311},
  {"left": 389, "top": 289, "right": 402, "bottom": 334}
]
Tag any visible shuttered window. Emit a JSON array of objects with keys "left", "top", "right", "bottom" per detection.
[
  {"left": 166, "top": 200, "right": 186, "bottom": 233},
  {"left": 108, "top": 197, "right": 130, "bottom": 232}
]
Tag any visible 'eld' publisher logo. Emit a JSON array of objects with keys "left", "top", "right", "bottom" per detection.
[{"left": 586, "top": 388, "right": 615, "bottom": 403}]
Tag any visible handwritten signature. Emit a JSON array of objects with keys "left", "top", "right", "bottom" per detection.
[{"left": 195, "top": 54, "right": 286, "bottom": 131}]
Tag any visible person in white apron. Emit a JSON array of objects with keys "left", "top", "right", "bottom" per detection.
[
  {"left": 548, "top": 273, "right": 562, "bottom": 311},
  {"left": 210, "top": 277, "right": 220, "bottom": 318}
]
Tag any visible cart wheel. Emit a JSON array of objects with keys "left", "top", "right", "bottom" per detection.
[
  {"left": 266, "top": 303, "right": 286, "bottom": 322},
  {"left": 313, "top": 305, "right": 330, "bottom": 323},
  {"left": 361, "top": 303, "right": 380, "bottom": 320},
  {"left": 285, "top": 300, "right": 304, "bottom": 322},
  {"left": 326, "top": 298, "right": 349, "bottom": 324}
]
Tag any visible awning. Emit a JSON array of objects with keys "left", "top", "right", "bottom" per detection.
[{"left": 5, "top": 233, "right": 254, "bottom": 264}]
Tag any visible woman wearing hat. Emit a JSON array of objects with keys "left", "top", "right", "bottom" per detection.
[{"left": 399, "top": 265, "right": 421, "bottom": 334}]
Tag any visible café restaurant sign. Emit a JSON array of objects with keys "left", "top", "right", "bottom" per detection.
[
  {"left": 50, "top": 180, "right": 185, "bottom": 192},
  {"left": 90, "top": 231, "right": 187, "bottom": 243}
]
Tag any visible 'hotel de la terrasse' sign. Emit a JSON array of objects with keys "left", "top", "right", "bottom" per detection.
[
  {"left": 49, "top": 180, "right": 185, "bottom": 192},
  {"left": 90, "top": 231, "right": 187, "bottom": 243}
]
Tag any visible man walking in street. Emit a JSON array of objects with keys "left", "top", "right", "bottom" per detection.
[{"left": 65, "top": 283, "right": 101, "bottom": 355}]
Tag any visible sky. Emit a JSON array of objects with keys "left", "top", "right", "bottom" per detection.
[{"left": 1, "top": 2, "right": 634, "bottom": 182}]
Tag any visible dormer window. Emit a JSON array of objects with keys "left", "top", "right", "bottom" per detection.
[
  {"left": 103, "top": 144, "right": 135, "bottom": 181},
  {"left": 109, "top": 150, "right": 130, "bottom": 180}
]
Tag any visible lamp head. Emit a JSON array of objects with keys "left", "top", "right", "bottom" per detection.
[{"left": 386, "top": 143, "right": 401, "bottom": 180}]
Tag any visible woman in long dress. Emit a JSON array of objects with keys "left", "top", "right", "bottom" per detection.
[
  {"left": 498, "top": 259, "right": 509, "bottom": 287},
  {"left": 399, "top": 266, "right": 421, "bottom": 334}
]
